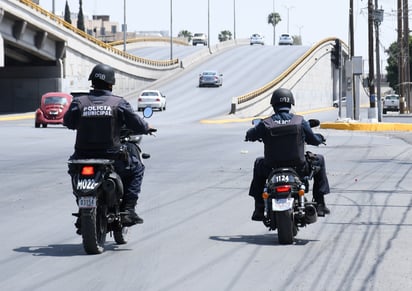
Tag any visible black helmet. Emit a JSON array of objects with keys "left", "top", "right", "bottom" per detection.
[
  {"left": 270, "top": 88, "right": 295, "bottom": 109},
  {"left": 88, "top": 64, "right": 116, "bottom": 85}
]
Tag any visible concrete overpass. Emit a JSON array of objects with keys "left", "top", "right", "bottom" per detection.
[
  {"left": 0, "top": 1, "right": 350, "bottom": 117},
  {"left": 0, "top": 0, "right": 182, "bottom": 113}
]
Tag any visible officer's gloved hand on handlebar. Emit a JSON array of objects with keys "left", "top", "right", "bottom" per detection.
[
  {"left": 316, "top": 133, "right": 326, "bottom": 144},
  {"left": 148, "top": 127, "right": 157, "bottom": 134}
]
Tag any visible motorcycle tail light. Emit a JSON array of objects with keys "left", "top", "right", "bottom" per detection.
[
  {"left": 276, "top": 185, "right": 291, "bottom": 193},
  {"left": 81, "top": 166, "right": 95, "bottom": 176}
]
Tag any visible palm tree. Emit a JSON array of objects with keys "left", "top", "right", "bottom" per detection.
[
  {"left": 268, "top": 12, "right": 281, "bottom": 45},
  {"left": 178, "top": 30, "right": 193, "bottom": 42},
  {"left": 218, "top": 30, "right": 232, "bottom": 42}
]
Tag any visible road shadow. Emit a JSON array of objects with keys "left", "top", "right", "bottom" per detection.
[
  {"left": 13, "top": 242, "right": 132, "bottom": 257},
  {"left": 209, "top": 234, "right": 317, "bottom": 246}
]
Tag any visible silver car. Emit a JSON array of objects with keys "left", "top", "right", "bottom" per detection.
[{"left": 199, "top": 71, "right": 223, "bottom": 87}]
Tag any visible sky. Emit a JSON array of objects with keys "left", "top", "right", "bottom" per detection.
[{"left": 40, "top": 0, "right": 401, "bottom": 70}]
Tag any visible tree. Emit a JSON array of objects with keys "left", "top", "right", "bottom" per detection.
[
  {"left": 218, "top": 30, "right": 232, "bottom": 42},
  {"left": 385, "top": 37, "right": 412, "bottom": 93},
  {"left": 64, "top": 0, "right": 71, "bottom": 24},
  {"left": 77, "top": 0, "right": 85, "bottom": 32},
  {"left": 268, "top": 12, "right": 281, "bottom": 45},
  {"left": 178, "top": 30, "right": 193, "bottom": 42}
]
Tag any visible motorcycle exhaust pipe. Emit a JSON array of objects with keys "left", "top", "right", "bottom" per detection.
[{"left": 304, "top": 204, "right": 317, "bottom": 224}]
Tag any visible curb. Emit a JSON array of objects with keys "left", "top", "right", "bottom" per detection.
[
  {"left": 0, "top": 114, "right": 33, "bottom": 121},
  {"left": 320, "top": 122, "right": 412, "bottom": 131}
]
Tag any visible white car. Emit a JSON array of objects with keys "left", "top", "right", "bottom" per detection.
[
  {"left": 137, "top": 90, "right": 166, "bottom": 111},
  {"left": 192, "top": 33, "right": 208, "bottom": 46},
  {"left": 279, "top": 33, "right": 294, "bottom": 45},
  {"left": 250, "top": 33, "right": 265, "bottom": 45}
]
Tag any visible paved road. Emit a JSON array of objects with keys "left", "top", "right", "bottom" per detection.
[{"left": 1, "top": 108, "right": 412, "bottom": 290}]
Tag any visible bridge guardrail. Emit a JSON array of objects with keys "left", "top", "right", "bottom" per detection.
[
  {"left": 230, "top": 37, "right": 347, "bottom": 114},
  {"left": 19, "top": 0, "right": 180, "bottom": 67},
  {"left": 109, "top": 37, "right": 190, "bottom": 47}
]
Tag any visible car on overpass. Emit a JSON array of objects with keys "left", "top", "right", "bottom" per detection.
[
  {"left": 250, "top": 33, "right": 265, "bottom": 45},
  {"left": 137, "top": 90, "right": 166, "bottom": 111},
  {"left": 279, "top": 33, "right": 294, "bottom": 45},
  {"left": 192, "top": 33, "right": 208, "bottom": 46},
  {"left": 199, "top": 71, "right": 223, "bottom": 87},
  {"left": 35, "top": 92, "right": 73, "bottom": 128}
]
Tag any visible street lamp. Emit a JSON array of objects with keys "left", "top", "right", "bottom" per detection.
[
  {"left": 170, "top": 0, "right": 173, "bottom": 60},
  {"left": 284, "top": 5, "right": 294, "bottom": 33},
  {"left": 208, "top": 0, "right": 210, "bottom": 50},
  {"left": 123, "top": 0, "right": 126, "bottom": 52},
  {"left": 233, "top": 0, "right": 236, "bottom": 40}
]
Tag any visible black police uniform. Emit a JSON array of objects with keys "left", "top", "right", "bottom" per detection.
[
  {"left": 64, "top": 89, "right": 150, "bottom": 204},
  {"left": 246, "top": 109, "right": 330, "bottom": 217}
]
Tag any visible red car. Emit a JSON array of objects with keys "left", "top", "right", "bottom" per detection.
[{"left": 35, "top": 92, "right": 73, "bottom": 128}]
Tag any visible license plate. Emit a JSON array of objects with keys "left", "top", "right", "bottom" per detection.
[
  {"left": 78, "top": 196, "right": 96, "bottom": 208},
  {"left": 272, "top": 198, "right": 294, "bottom": 211}
]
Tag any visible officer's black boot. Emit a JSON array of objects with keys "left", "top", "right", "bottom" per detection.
[
  {"left": 251, "top": 199, "right": 265, "bottom": 221},
  {"left": 121, "top": 199, "right": 144, "bottom": 226},
  {"left": 314, "top": 195, "right": 330, "bottom": 217}
]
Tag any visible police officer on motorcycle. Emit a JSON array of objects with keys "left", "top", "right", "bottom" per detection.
[
  {"left": 245, "top": 88, "right": 330, "bottom": 221},
  {"left": 64, "top": 63, "right": 156, "bottom": 227}
]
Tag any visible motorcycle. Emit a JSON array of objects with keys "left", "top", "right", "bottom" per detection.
[
  {"left": 248, "top": 118, "right": 324, "bottom": 245},
  {"left": 67, "top": 107, "right": 154, "bottom": 254}
]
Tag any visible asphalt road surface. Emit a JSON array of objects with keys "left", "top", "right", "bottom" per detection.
[{"left": 1, "top": 108, "right": 412, "bottom": 290}]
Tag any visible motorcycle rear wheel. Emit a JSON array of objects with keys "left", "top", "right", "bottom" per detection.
[
  {"left": 276, "top": 210, "right": 294, "bottom": 245},
  {"left": 81, "top": 206, "right": 108, "bottom": 254}
]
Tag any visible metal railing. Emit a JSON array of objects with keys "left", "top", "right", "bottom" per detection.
[
  {"left": 235, "top": 37, "right": 346, "bottom": 105},
  {"left": 19, "top": 0, "right": 180, "bottom": 67},
  {"left": 109, "top": 36, "right": 190, "bottom": 47}
]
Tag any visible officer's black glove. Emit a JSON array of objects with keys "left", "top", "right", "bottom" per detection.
[
  {"left": 148, "top": 128, "right": 157, "bottom": 134},
  {"left": 316, "top": 133, "right": 326, "bottom": 144}
]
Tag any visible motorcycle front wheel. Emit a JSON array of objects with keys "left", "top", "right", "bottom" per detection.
[
  {"left": 275, "top": 210, "right": 294, "bottom": 245},
  {"left": 80, "top": 206, "right": 108, "bottom": 254}
]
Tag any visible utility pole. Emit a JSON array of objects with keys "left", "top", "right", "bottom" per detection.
[
  {"left": 403, "top": 0, "right": 410, "bottom": 112},
  {"left": 349, "top": 0, "right": 355, "bottom": 58},
  {"left": 398, "top": 0, "right": 405, "bottom": 113},
  {"left": 374, "top": 2, "right": 383, "bottom": 122},
  {"left": 368, "top": 0, "right": 375, "bottom": 108}
]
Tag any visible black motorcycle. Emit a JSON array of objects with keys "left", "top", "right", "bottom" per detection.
[
  {"left": 248, "top": 118, "right": 323, "bottom": 245},
  {"left": 68, "top": 107, "right": 154, "bottom": 254}
]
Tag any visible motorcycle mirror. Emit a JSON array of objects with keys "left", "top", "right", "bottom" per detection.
[
  {"left": 308, "top": 119, "right": 320, "bottom": 128},
  {"left": 252, "top": 118, "right": 262, "bottom": 126},
  {"left": 143, "top": 107, "right": 153, "bottom": 118}
]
